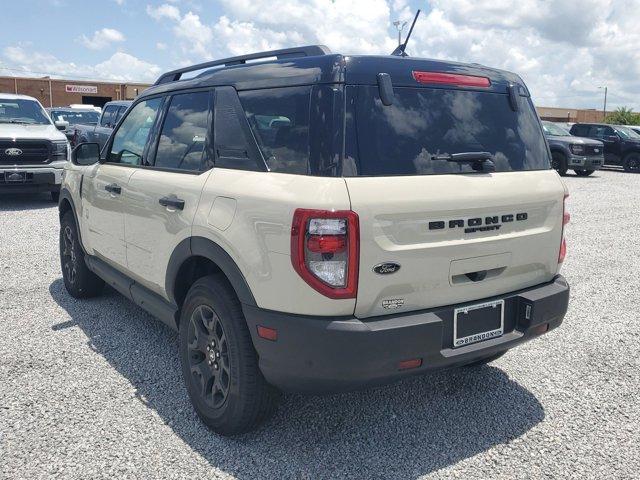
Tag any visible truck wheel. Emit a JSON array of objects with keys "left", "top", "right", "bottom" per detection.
[
  {"left": 551, "top": 152, "right": 568, "bottom": 176},
  {"left": 179, "top": 274, "right": 280, "bottom": 436},
  {"left": 574, "top": 169, "right": 594, "bottom": 177},
  {"left": 623, "top": 153, "right": 640, "bottom": 172},
  {"left": 60, "top": 212, "right": 104, "bottom": 298},
  {"left": 463, "top": 351, "right": 506, "bottom": 368},
  {"left": 51, "top": 191, "right": 60, "bottom": 202}
]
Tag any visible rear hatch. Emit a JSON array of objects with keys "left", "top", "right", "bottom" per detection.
[{"left": 343, "top": 79, "right": 566, "bottom": 318}]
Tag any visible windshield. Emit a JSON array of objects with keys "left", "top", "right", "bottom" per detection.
[
  {"left": 614, "top": 126, "right": 640, "bottom": 139},
  {"left": 0, "top": 99, "right": 51, "bottom": 125},
  {"left": 542, "top": 122, "right": 570, "bottom": 136},
  {"left": 50, "top": 110, "right": 100, "bottom": 125},
  {"left": 346, "top": 86, "right": 550, "bottom": 176}
]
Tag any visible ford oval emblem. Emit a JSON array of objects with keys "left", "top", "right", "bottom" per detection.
[
  {"left": 373, "top": 262, "right": 401, "bottom": 275},
  {"left": 5, "top": 148, "right": 22, "bottom": 156}
]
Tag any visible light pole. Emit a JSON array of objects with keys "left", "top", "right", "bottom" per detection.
[
  {"left": 393, "top": 20, "right": 407, "bottom": 47},
  {"left": 598, "top": 86, "right": 608, "bottom": 121}
]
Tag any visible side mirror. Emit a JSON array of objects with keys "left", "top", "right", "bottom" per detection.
[
  {"left": 54, "top": 120, "right": 69, "bottom": 131},
  {"left": 72, "top": 142, "right": 100, "bottom": 166}
]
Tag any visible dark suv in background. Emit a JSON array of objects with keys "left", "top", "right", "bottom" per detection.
[
  {"left": 542, "top": 121, "right": 603, "bottom": 176},
  {"left": 570, "top": 123, "right": 640, "bottom": 172}
]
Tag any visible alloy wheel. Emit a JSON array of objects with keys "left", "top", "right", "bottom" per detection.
[
  {"left": 187, "top": 305, "right": 231, "bottom": 409},
  {"left": 61, "top": 226, "right": 77, "bottom": 285}
]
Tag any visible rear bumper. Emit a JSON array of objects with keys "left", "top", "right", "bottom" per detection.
[
  {"left": 243, "top": 275, "right": 569, "bottom": 393},
  {"left": 0, "top": 164, "right": 64, "bottom": 192}
]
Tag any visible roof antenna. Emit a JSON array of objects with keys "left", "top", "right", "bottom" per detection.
[{"left": 391, "top": 9, "right": 421, "bottom": 57}]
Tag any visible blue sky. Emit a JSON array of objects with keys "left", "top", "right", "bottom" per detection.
[{"left": 1, "top": 0, "right": 638, "bottom": 110}]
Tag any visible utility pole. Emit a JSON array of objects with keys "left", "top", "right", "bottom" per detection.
[
  {"left": 599, "top": 86, "right": 608, "bottom": 121},
  {"left": 393, "top": 20, "right": 407, "bottom": 47}
]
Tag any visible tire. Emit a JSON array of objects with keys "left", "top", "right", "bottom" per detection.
[
  {"left": 179, "top": 274, "right": 280, "bottom": 435},
  {"left": 59, "top": 211, "right": 104, "bottom": 298},
  {"left": 551, "top": 151, "right": 568, "bottom": 176},
  {"left": 623, "top": 152, "right": 640, "bottom": 173},
  {"left": 463, "top": 350, "right": 507, "bottom": 368},
  {"left": 574, "top": 169, "right": 594, "bottom": 177},
  {"left": 51, "top": 190, "right": 60, "bottom": 202}
]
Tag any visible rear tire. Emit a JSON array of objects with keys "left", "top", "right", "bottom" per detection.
[
  {"left": 179, "top": 274, "right": 280, "bottom": 436},
  {"left": 551, "top": 152, "right": 568, "bottom": 176},
  {"left": 60, "top": 211, "right": 104, "bottom": 298},
  {"left": 464, "top": 351, "right": 507, "bottom": 368},
  {"left": 623, "top": 152, "right": 640, "bottom": 172},
  {"left": 574, "top": 169, "right": 594, "bottom": 177}
]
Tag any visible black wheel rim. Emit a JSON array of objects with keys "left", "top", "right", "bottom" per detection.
[
  {"left": 187, "top": 305, "right": 230, "bottom": 409},
  {"left": 629, "top": 157, "right": 639, "bottom": 170},
  {"left": 61, "top": 225, "right": 77, "bottom": 285},
  {"left": 551, "top": 158, "right": 559, "bottom": 170}
]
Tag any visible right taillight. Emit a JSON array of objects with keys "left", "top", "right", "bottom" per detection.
[
  {"left": 291, "top": 209, "right": 359, "bottom": 299},
  {"left": 558, "top": 193, "right": 570, "bottom": 264}
]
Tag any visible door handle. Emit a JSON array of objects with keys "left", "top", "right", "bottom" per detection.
[
  {"left": 159, "top": 195, "right": 185, "bottom": 211},
  {"left": 105, "top": 183, "right": 121, "bottom": 195}
]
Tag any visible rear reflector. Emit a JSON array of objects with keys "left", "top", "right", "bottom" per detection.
[
  {"left": 398, "top": 358, "right": 422, "bottom": 370},
  {"left": 257, "top": 325, "right": 277, "bottom": 341},
  {"left": 412, "top": 71, "right": 491, "bottom": 88}
]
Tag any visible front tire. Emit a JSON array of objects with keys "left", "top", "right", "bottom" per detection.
[
  {"left": 623, "top": 153, "right": 640, "bottom": 172},
  {"left": 551, "top": 152, "right": 568, "bottom": 176},
  {"left": 179, "top": 275, "right": 279, "bottom": 436},
  {"left": 60, "top": 211, "right": 104, "bottom": 298},
  {"left": 574, "top": 169, "right": 594, "bottom": 177}
]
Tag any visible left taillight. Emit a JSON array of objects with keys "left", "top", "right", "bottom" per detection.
[
  {"left": 558, "top": 193, "right": 570, "bottom": 264},
  {"left": 291, "top": 209, "right": 359, "bottom": 299}
]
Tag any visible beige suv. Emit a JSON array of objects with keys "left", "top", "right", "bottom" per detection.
[{"left": 58, "top": 46, "right": 570, "bottom": 435}]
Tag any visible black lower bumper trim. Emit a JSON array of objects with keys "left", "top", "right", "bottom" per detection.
[{"left": 243, "top": 276, "right": 569, "bottom": 393}]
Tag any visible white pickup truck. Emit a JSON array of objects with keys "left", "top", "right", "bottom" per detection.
[{"left": 0, "top": 94, "right": 69, "bottom": 201}]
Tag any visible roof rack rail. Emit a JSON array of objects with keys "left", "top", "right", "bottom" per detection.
[{"left": 154, "top": 45, "right": 332, "bottom": 85}]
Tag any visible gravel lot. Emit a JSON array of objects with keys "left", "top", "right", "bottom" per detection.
[{"left": 1, "top": 169, "right": 639, "bottom": 479}]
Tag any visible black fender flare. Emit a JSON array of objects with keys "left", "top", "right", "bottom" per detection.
[
  {"left": 165, "top": 237, "right": 257, "bottom": 307},
  {"left": 58, "top": 187, "right": 88, "bottom": 255}
]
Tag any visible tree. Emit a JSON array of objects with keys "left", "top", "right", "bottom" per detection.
[{"left": 604, "top": 107, "right": 640, "bottom": 125}]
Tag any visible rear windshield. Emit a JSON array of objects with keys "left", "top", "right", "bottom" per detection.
[
  {"left": 345, "top": 86, "right": 550, "bottom": 176},
  {"left": 51, "top": 110, "right": 100, "bottom": 125}
]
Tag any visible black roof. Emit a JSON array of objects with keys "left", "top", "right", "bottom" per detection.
[{"left": 141, "top": 45, "right": 528, "bottom": 100}]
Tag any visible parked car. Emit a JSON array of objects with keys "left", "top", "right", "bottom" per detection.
[
  {"left": 59, "top": 45, "right": 570, "bottom": 435},
  {"left": 0, "top": 94, "right": 69, "bottom": 201},
  {"left": 570, "top": 123, "right": 640, "bottom": 172},
  {"left": 46, "top": 107, "right": 100, "bottom": 145},
  {"left": 628, "top": 125, "right": 640, "bottom": 136},
  {"left": 541, "top": 121, "right": 603, "bottom": 176},
  {"left": 73, "top": 100, "right": 131, "bottom": 151}
]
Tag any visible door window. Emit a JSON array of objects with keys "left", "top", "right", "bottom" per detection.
[
  {"left": 153, "top": 91, "right": 210, "bottom": 172},
  {"left": 100, "top": 105, "right": 118, "bottom": 127},
  {"left": 107, "top": 98, "right": 163, "bottom": 166}
]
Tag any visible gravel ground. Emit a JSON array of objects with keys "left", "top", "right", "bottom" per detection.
[{"left": 1, "top": 169, "right": 639, "bottom": 480}]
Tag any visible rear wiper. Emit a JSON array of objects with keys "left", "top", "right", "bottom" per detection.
[{"left": 431, "top": 151, "right": 496, "bottom": 172}]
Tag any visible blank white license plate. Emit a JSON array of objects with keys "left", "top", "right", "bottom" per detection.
[{"left": 453, "top": 299, "right": 504, "bottom": 348}]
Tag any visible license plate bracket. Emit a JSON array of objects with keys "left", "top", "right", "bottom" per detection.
[{"left": 453, "top": 299, "right": 504, "bottom": 348}]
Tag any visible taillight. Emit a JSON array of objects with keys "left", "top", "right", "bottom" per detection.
[
  {"left": 412, "top": 71, "right": 491, "bottom": 88},
  {"left": 558, "top": 193, "right": 569, "bottom": 263},
  {"left": 291, "top": 209, "right": 359, "bottom": 299}
]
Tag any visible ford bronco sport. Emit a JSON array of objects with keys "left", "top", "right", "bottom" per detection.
[
  {"left": 58, "top": 45, "right": 570, "bottom": 435},
  {"left": 1, "top": 94, "right": 70, "bottom": 201}
]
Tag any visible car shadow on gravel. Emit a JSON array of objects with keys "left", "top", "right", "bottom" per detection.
[
  {"left": 49, "top": 278, "right": 545, "bottom": 480},
  {"left": 0, "top": 193, "right": 57, "bottom": 211}
]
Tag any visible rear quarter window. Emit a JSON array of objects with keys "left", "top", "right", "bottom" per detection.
[{"left": 238, "top": 86, "right": 311, "bottom": 175}]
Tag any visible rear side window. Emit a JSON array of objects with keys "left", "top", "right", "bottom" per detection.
[
  {"left": 347, "top": 86, "right": 550, "bottom": 176},
  {"left": 570, "top": 124, "right": 590, "bottom": 136},
  {"left": 239, "top": 86, "right": 311, "bottom": 174},
  {"left": 154, "top": 91, "right": 210, "bottom": 172}
]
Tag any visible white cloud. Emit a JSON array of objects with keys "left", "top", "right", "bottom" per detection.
[
  {"left": 1, "top": 46, "right": 160, "bottom": 83},
  {"left": 146, "top": 3, "right": 181, "bottom": 21},
  {"left": 156, "top": 42, "right": 167, "bottom": 50},
  {"left": 79, "top": 28, "right": 125, "bottom": 50}
]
